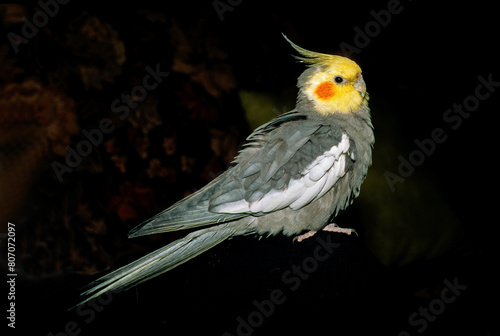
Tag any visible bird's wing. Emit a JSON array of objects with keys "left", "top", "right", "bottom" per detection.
[
  {"left": 128, "top": 111, "right": 310, "bottom": 238},
  {"left": 129, "top": 111, "right": 354, "bottom": 238},
  {"left": 209, "top": 112, "right": 355, "bottom": 215}
]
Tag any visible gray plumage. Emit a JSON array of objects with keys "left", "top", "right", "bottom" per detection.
[{"left": 77, "top": 39, "right": 374, "bottom": 306}]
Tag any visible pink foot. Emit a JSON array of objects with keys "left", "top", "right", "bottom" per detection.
[
  {"left": 294, "top": 223, "right": 357, "bottom": 242},
  {"left": 322, "top": 223, "right": 358, "bottom": 236},
  {"left": 294, "top": 230, "right": 318, "bottom": 242}
]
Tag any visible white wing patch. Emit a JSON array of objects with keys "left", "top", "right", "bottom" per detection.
[{"left": 214, "top": 133, "right": 351, "bottom": 214}]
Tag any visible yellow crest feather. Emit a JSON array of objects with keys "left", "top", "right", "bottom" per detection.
[{"left": 282, "top": 33, "right": 341, "bottom": 68}]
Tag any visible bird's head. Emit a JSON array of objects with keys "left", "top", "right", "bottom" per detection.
[{"left": 285, "top": 35, "right": 368, "bottom": 115}]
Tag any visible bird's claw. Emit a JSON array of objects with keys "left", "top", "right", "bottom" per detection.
[
  {"left": 294, "top": 223, "right": 358, "bottom": 242},
  {"left": 322, "top": 223, "right": 358, "bottom": 237},
  {"left": 293, "top": 230, "right": 318, "bottom": 242}
]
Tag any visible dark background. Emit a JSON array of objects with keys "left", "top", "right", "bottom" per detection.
[{"left": 1, "top": 1, "right": 498, "bottom": 335}]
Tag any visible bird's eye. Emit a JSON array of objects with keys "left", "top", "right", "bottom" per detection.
[{"left": 334, "top": 76, "right": 345, "bottom": 84}]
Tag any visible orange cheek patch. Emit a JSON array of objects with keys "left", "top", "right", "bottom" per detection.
[{"left": 314, "top": 81, "right": 336, "bottom": 100}]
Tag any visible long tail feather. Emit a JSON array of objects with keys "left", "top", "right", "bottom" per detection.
[{"left": 76, "top": 225, "right": 235, "bottom": 307}]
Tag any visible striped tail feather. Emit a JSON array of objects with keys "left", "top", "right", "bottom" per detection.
[{"left": 77, "top": 225, "right": 236, "bottom": 306}]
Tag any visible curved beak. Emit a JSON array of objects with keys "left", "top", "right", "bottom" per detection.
[{"left": 354, "top": 75, "right": 366, "bottom": 98}]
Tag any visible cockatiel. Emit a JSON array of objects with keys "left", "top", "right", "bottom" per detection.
[{"left": 78, "top": 35, "right": 374, "bottom": 305}]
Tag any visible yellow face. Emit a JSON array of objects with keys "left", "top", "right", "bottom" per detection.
[{"left": 303, "top": 57, "right": 367, "bottom": 115}]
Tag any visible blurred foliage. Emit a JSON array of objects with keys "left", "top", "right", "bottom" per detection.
[{"left": 0, "top": 6, "right": 247, "bottom": 277}]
